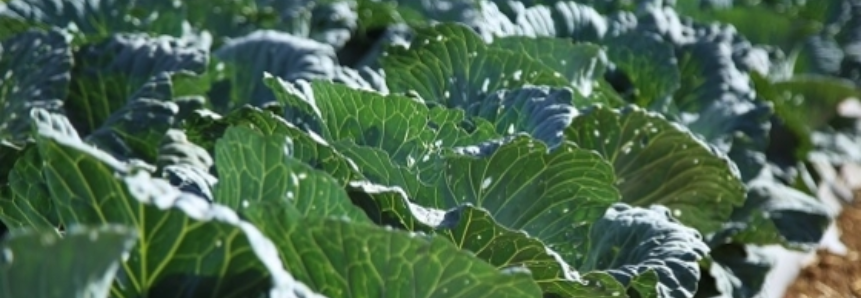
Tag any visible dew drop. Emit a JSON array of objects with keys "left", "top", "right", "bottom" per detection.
[
  {"left": 481, "top": 177, "right": 493, "bottom": 190},
  {"left": 481, "top": 78, "right": 491, "bottom": 92},
  {"left": 2, "top": 248, "right": 12, "bottom": 262}
]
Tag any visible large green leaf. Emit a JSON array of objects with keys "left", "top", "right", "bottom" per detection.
[
  {"left": 603, "top": 31, "right": 680, "bottom": 106},
  {"left": 348, "top": 183, "right": 627, "bottom": 297},
  {"left": 433, "top": 136, "right": 619, "bottom": 259},
  {"left": 83, "top": 72, "right": 179, "bottom": 163},
  {"left": 469, "top": 86, "right": 578, "bottom": 148},
  {"left": 0, "top": 147, "right": 57, "bottom": 231},
  {"left": 565, "top": 105, "right": 747, "bottom": 233},
  {"left": 0, "top": 224, "right": 138, "bottom": 298},
  {"left": 380, "top": 23, "right": 569, "bottom": 108},
  {"left": 269, "top": 78, "right": 583, "bottom": 182},
  {"left": 438, "top": 204, "right": 632, "bottom": 297},
  {"left": 0, "top": 29, "right": 70, "bottom": 148},
  {"left": 349, "top": 181, "right": 709, "bottom": 298},
  {"left": 180, "top": 0, "right": 356, "bottom": 48},
  {"left": 0, "top": 0, "right": 184, "bottom": 42},
  {"left": 66, "top": 33, "right": 207, "bottom": 137},
  {"left": 718, "top": 171, "right": 833, "bottom": 250},
  {"left": 30, "top": 108, "right": 298, "bottom": 298},
  {"left": 672, "top": 34, "right": 773, "bottom": 182},
  {"left": 350, "top": 136, "right": 624, "bottom": 295},
  {"left": 0, "top": 0, "right": 353, "bottom": 49},
  {"left": 267, "top": 77, "right": 499, "bottom": 193},
  {"left": 212, "top": 30, "right": 340, "bottom": 111},
  {"left": 489, "top": 37, "right": 609, "bottom": 98},
  {"left": 184, "top": 105, "right": 364, "bottom": 184},
  {"left": 157, "top": 128, "right": 217, "bottom": 201},
  {"left": 213, "top": 124, "right": 370, "bottom": 222},
  {"left": 269, "top": 78, "right": 499, "bottom": 155},
  {"left": 268, "top": 77, "right": 641, "bottom": 294},
  {"left": 580, "top": 204, "right": 709, "bottom": 298},
  {"left": 244, "top": 206, "right": 544, "bottom": 298}
]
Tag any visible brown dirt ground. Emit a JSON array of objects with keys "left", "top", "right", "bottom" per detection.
[{"left": 784, "top": 191, "right": 861, "bottom": 298}]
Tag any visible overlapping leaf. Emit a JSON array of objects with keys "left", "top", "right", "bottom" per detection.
[
  {"left": 0, "top": 225, "right": 138, "bottom": 298},
  {"left": 341, "top": 136, "right": 624, "bottom": 296},
  {"left": 207, "top": 125, "right": 544, "bottom": 297},
  {"left": 489, "top": 36, "right": 608, "bottom": 98},
  {"left": 437, "top": 204, "right": 632, "bottom": 297},
  {"left": 0, "top": 29, "right": 70, "bottom": 147},
  {"left": 381, "top": 23, "right": 569, "bottom": 108},
  {"left": 30, "top": 108, "right": 300, "bottom": 298},
  {"left": 470, "top": 87, "right": 578, "bottom": 148},
  {"left": 473, "top": 1, "right": 610, "bottom": 42},
  {"left": 672, "top": 30, "right": 773, "bottom": 181},
  {"left": 184, "top": 105, "right": 363, "bottom": 184},
  {"left": 0, "top": 147, "right": 57, "bottom": 231},
  {"left": 213, "top": 124, "right": 370, "bottom": 222},
  {"left": 580, "top": 204, "right": 709, "bottom": 298},
  {"left": 269, "top": 78, "right": 582, "bottom": 176},
  {"left": 603, "top": 31, "right": 680, "bottom": 106},
  {"left": 0, "top": 0, "right": 184, "bottom": 42},
  {"left": 261, "top": 77, "right": 711, "bottom": 296},
  {"left": 157, "top": 128, "right": 217, "bottom": 201},
  {"left": 434, "top": 136, "right": 619, "bottom": 259},
  {"left": 565, "top": 105, "right": 747, "bottom": 233},
  {"left": 698, "top": 243, "right": 773, "bottom": 298},
  {"left": 268, "top": 77, "right": 499, "bottom": 193},
  {"left": 83, "top": 72, "right": 179, "bottom": 163},
  {"left": 66, "top": 33, "right": 207, "bottom": 136},
  {"left": 212, "top": 30, "right": 340, "bottom": 110},
  {"left": 717, "top": 171, "right": 833, "bottom": 250},
  {"left": 244, "top": 208, "right": 544, "bottom": 298}
]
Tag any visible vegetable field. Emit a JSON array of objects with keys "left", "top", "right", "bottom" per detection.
[{"left": 0, "top": 0, "right": 858, "bottom": 297}]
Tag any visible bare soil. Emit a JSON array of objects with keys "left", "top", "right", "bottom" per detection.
[{"left": 784, "top": 191, "right": 861, "bottom": 298}]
